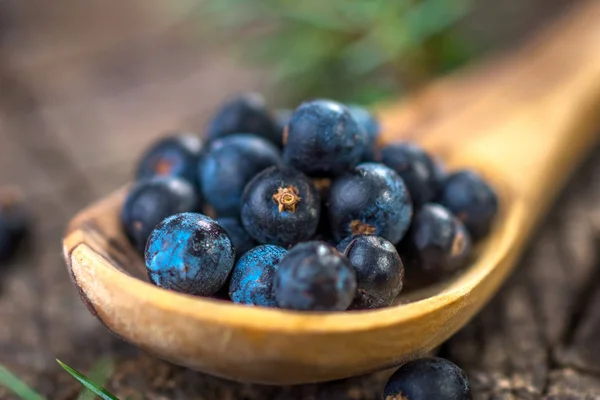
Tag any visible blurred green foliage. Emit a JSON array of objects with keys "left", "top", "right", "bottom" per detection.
[
  {"left": 0, "top": 360, "right": 119, "bottom": 400},
  {"left": 202, "top": 0, "right": 475, "bottom": 105}
]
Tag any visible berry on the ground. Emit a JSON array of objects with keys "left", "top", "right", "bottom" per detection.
[
  {"left": 0, "top": 190, "right": 31, "bottom": 263},
  {"left": 383, "top": 357, "right": 472, "bottom": 400}
]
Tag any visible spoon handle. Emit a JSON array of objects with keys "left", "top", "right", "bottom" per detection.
[{"left": 379, "top": 0, "right": 600, "bottom": 222}]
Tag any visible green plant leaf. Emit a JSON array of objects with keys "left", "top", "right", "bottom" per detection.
[
  {"left": 0, "top": 364, "right": 45, "bottom": 400},
  {"left": 199, "top": 0, "right": 477, "bottom": 104},
  {"left": 57, "top": 360, "right": 119, "bottom": 400},
  {"left": 77, "top": 358, "right": 115, "bottom": 400}
]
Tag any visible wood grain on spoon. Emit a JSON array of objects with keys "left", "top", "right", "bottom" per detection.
[{"left": 63, "top": 0, "right": 600, "bottom": 385}]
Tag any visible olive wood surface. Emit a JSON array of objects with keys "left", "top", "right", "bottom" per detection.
[{"left": 61, "top": 0, "right": 600, "bottom": 385}]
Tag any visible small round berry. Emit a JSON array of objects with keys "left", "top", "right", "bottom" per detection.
[
  {"left": 0, "top": 190, "right": 31, "bottom": 263},
  {"left": 283, "top": 100, "right": 366, "bottom": 176},
  {"left": 439, "top": 170, "right": 498, "bottom": 239},
  {"left": 122, "top": 177, "right": 200, "bottom": 254},
  {"left": 200, "top": 134, "right": 283, "bottom": 217},
  {"left": 229, "top": 245, "right": 287, "bottom": 307},
  {"left": 328, "top": 162, "right": 413, "bottom": 245},
  {"left": 407, "top": 203, "right": 472, "bottom": 276},
  {"left": 347, "top": 105, "right": 380, "bottom": 161},
  {"left": 136, "top": 134, "right": 204, "bottom": 187},
  {"left": 384, "top": 357, "right": 472, "bottom": 400},
  {"left": 337, "top": 235, "right": 404, "bottom": 309},
  {"left": 241, "top": 166, "right": 320, "bottom": 246},
  {"left": 273, "top": 242, "right": 356, "bottom": 311},
  {"left": 145, "top": 213, "right": 235, "bottom": 296},
  {"left": 217, "top": 217, "right": 257, "bottom": 260},
  {"left": 380, "top": 142, "right": 440, "bottom": 208},
  {"left": 206, "top": 93, "right": 280, "bottom": 146}
]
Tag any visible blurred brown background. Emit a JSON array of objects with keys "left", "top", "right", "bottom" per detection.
[{"left": 3, "top": 0, "right": 600, "bottom": 399}]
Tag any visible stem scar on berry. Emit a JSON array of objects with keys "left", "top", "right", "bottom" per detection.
[
  {"left": 350, "top": 220, "right": 376, "bottom": 235},
  {"left": 272, "top": 186, "right": 301, "bottom": 212},
  {"left": 385, "top": 394, "right": 408, "bottom": 400},
  {"left": 154, "top": 158, "right": 174, "bottom": 175}
]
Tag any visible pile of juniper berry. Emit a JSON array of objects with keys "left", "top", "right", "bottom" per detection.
[{"left": 122, "top": 93, "right": 498, "bottom": 312}]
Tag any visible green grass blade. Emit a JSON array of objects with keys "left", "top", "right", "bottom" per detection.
[
  {"left": 77, "top": 358, "right": 115, "bottom": 400},
  {"left": 56, "top": 360, "right": 119, "bottom": 400},
  {"left": 0, "top": 364, "right": 45, "bottom": 400}
]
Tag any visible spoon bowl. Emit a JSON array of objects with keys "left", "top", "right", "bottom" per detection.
[{"left": 63, "top": 0, "right": 600, "bottom": 385}]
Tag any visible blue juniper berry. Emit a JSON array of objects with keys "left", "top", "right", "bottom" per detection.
[
  {"left": 229, "top": 244, "right": 287, "bottom": 307},
  {"left": 328, "top": 162, "right": 413, "bottom": 245},
  {"left": 145, "top": 212, "right": 235, "bottom": 296},
  {"left": 273, "top": 241, "right": 357, "bottom": 311},
  {"left": 136, "top": 133, "right": 204, "bottom": 188},
  {"left": 380, "top": 142, "right": 440, "bottom": 208},
  {"left": 337, "top": 234, "right": 404, "bottom": 309},
  {"left": 206, "top": 93, "right": 281, "bottom": 147},
  {"left": 283, "top": 100, "right": 367, "bottom": 176},
  {"left": 384, "top": 357, "right": 472, "bottom": 400},
  {"left": 439, "top": 170, "right": 498, "bottom": 239},
  {"left": 241, "top": 166, "right": 321, "bottom": 246},
  {"left": 200, "top": 133, "right": 283, "bottom": 217},
  {"left": 122, "top": 177, "right": 200, "bottom": 254}
]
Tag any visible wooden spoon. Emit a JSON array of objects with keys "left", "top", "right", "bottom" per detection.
[{"left": 63, "top": 0, "right": 600, "bottom": 385}]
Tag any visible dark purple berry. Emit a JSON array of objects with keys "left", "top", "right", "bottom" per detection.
[
  {"left": 439, "top": 170, "right": 498, "bottom": 239},
  {"left": 217, "top": 217, "right": 257, "bottom": 261},
  {"left": 328, "top": 163, "right": 413, "bottom": 245},
  {"left": 122, "top": 177, "right": 200, "bottom": 254},
  {"left": 145, "top": 213, "right": 235, "bottom": 296},
  {"left": 380, "top": 142, "right": 440, "bottom": 208},
  {"left": 229, "top": 245, "right": 287, "bottom": 307},
  {"left": 347, "top": 105, "right": 380, "bottom": 162},
  {"left": 241, "top": 166, "right": 320, "bottom": 246},
  {"left": 200, "top": 134, "right": 283, "bottom": 217},
  {"left": 0, "top": 191, "right": 31, "bottom": 263},
  {"left": 206, "top": 93, "right": 280, "bottom": 146},
  {"left": 136, "top": 133, "right": 204, "bottom": 187},
  {"left": 384, "top": 357, "right": 472, "bottom": 400},
  {"left": 283, "top": 100, "right": 367, "bottom": 176},
  {"left": 273, "top": 242, "right": 356, "bottom": 311},
  {"left": 337, "top": 235, "right": 404, "bottom": 309},
  {"left": 405, "top": 203, "right": 471, "bottom": 276}
]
